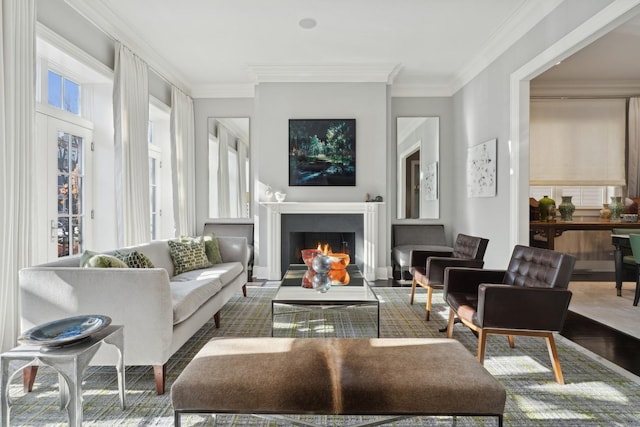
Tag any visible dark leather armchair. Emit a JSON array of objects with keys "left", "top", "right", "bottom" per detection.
[
  {"left": 443, "top": 245, "right": 576, "bottom": 384},
  {"left": 409, "top": 233, "right": 489, "bottom": 321}
]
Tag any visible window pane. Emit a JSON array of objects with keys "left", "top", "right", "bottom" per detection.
[
  {"left": 63, "top": 78, "right": 80, "bottom": 114},
  {"left": 70, "top": 135, "right": 83, "bottom": 174},
  {"left": 58, "top": 132, "right": 69, "bottom": 173},
  {"left": 48, "top": 70, "right": 62, "bottom": 109},
  {"left": 58, "top": 175, "right": 69, "bottom": 214},
  {"left": 71, "top": 176, "right": 82, "bottom": 215},
  {"left": 71, "top": 216, "right": 82, "bottom": 255},
  {"left": 57, "top": 217, "right": 69, "bottom": 257}
]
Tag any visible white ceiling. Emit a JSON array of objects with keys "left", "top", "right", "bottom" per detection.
[{"left": 66, "top": 0, "right": 565, "bottom": 97}]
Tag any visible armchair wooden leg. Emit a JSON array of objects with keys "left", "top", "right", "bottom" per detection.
[
  {"left": 477, "top": 330, "right": 487, "bottom": 364},
  {"left": 425, "top": 286, "right": 433, "bottom": 321},
  {"left": 410, "top": 278, "right": 417, "bottom": 304},
  {"left": 446, "top": 309, "right": 456, "bottom": 338},
  {"left": 545, "top": 333, "right": 565, "bottom": 385},
  {"left": 507, "top": 335, "right": 515, "bottom": 348}
]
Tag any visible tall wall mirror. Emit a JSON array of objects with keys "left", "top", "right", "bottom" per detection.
[
  {"left": 208, "top": 117, "right": 250, "bottom": 218},
  {"left": 396, "top": 117, "right": 439, "bottom": 219}
]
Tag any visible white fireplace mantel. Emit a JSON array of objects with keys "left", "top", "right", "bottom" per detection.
[{"left": 261, "top": 202, "right": 383, "bottom": 281}]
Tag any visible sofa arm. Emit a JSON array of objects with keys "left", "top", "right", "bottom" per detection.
[
  {"left": 19, "top": 267, "right": 174, "bottom": 366},
  {"left": 217, "top": 236, "right": 249, "bottom": 274}
]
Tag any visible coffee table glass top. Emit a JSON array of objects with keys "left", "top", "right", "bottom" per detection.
[{"left": 274, "top": 264, "right": 378, "bottom": 305}]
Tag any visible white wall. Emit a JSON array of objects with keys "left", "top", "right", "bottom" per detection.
[{"left": 451, "top": 0, "right": 616, "bottom": 268}]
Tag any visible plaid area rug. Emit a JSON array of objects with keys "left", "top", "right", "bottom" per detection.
[{"left": 5, "top": 286, "right": 640, "bottom": 426}]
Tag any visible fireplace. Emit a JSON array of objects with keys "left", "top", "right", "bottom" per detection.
[
  {"left": 261, "top": 202, "right": 382, "bottom": 280},
  {"left": 281, "top": 214, "right": 362, "bottom": 276}
]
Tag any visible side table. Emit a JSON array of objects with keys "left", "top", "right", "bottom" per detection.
[{"left": 1, "top": 324, "right": 125, "bottom": 427}]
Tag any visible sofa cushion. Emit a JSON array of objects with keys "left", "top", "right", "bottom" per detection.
[
  {"left": 115, "top": 250, "right": 155, "bottom": 268},
  {"left": 168, "top": 240, "right": 213, "bottom": 275},
  {"left": 172, "top": 262, "right": 243, "bottom": 286},
  {"left": 171, "top": 278, "right": 223, "bottom": 324}
]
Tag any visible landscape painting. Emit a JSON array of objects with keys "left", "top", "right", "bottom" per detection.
[{"left": 289, "top": 119, "right": 356, "bottom": 186}]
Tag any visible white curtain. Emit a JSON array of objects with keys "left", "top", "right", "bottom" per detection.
[
  {"left": 113, "top": 43, "right": 150, "bottom": 247},
  {"left": 628, "top": 97, "right": 640, "bottom": 197},
  {"left": 0, "top": 0, "right": 36, "bottom": 352},
  {"left": 217, "top": 125, "right": 230, "bottom": 217},
  {"left": 237, "top": 140, "right": 249, "bottom": 218},
  {"left": 170, "top": 86, "right": 196, "bottom": 237}
]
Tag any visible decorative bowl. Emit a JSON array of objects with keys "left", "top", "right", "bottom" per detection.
[
  {"left": 622, "top": 214, "right": 638, "bottom": 223},
  {"left": 275, "top": 192, "right": 287, "bottom": 202},
  {"left": 18, "top": 315, "right": 112, "bottom": 347}
]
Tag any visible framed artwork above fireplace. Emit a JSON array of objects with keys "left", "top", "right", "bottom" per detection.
[{"left": 288, "top": 118, "right": 356, "bottom": 186}]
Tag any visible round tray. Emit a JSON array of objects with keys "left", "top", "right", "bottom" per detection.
[{"left": 18, "top": 315, "right": 112, "bottom": 347}]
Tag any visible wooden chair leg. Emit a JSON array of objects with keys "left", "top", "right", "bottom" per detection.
[
  {"left": 426, "top": 286, "right": 433, "bottom": 321},
  {"left": 410, "top": 278, "right": 417, "bottom": 304},
  {"left": 507, "top": 335, "right": 515, "bottom": 348},
  {"left": 446, "top": 309, "right": 456, "bottom": 338},
  {"left": 545, "top": 333, "right": 565, "bottom": 385},
  {"left": 23, "top": 366, "right": 38, "bottom": 392},
  {"left": 213, "top": 311, "right": 221, "bottom": 328},
  {"left": 477, "top": 330, "right": 487, "bottom": 364},
  {"left": 154, "top": 364, "right": 166, "bottom": 395}
]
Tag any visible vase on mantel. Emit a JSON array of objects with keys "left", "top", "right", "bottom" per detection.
[
  {"left": 609, "top": 196, "right": 624, "bottom": 221},
  {"left": 558, "top": 196, "right": 575, "bottom": 221},
  {"left": 600, "top": 204, "right": 612, "bottom": 220}
]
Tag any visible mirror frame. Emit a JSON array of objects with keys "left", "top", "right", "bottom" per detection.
[
  {"left": 208, "top": 117, "right": 251, "bottom": 219},
  {"left": 396, "top": 117, "right": 440, "bottom": 219}
]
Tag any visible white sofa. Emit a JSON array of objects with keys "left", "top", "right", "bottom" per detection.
[{"left": 19, "top": 236, "right": 248, "bottom": 394}]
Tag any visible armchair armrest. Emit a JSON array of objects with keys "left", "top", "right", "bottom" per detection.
[
  {"left": 409, "top": 249, "right": 453, "bottom": 268},
  {"left": 477, "top": 284, "right": 572, "bottom": 331},
  {"left": 422, "top": 257, "right": 485, "bottom": 286},
  {"left": 443, "top": 268, "right": 506, "bottom": 299}
]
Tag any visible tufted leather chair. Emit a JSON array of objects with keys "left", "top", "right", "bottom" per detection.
[
  {"left": 409, "top": 233, "right": 489, "bottom": 321},
  {"left": 443, "top": 245, "right": 576, "bottom": 384}
]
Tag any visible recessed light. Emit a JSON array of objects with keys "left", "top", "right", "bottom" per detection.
[{"left": 299, "top": 18, "right": 317, "bottom": 29}]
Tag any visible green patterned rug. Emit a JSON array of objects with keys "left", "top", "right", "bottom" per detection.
[{"left": 5, "top": 286, "right": 640, "bottom": 426}]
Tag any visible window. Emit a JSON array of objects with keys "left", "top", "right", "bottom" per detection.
[
  {"left": 57, "top": 132, "right": 85, "bottom": 257},
  {"left": 149, "top": 120, "right": 161, "bottom": 240},
  {"left": 48, "top": 70, "right": 81, "bottom": 115},
  {"left": 530, "top": 186, "right": 611, "bottom": 208}
]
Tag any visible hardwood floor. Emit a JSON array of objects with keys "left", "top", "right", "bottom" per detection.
[{"left": 380, "top": 279, "right": 640, "bottom": 378}]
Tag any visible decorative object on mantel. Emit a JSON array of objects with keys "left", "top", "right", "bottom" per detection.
[
  {"left": 621, "top": 213, "right": 639, "bottom": 223},
  {"left": 365, "top": 193, "right": 383, "bottom": 202},
  {"left": 467, "top": 138, "right": 497, "bottom": 198},
  {"left": 600, "top": 203, "right": 612, "bottom": 220},
  {"left": 558, "top": 196, "right": 575, "bottom": 221},
  {"left": 609, "top": 196, "right": 624, "bottom": 221},
  {"left": 275, "top": 191, "right": 287, "bottom": 202},
  {"left": 538, "top": 195, "right": 556, "bottom": 222},
  {"left": 265, "top": 185, "right": 274, "bottom": 201}
]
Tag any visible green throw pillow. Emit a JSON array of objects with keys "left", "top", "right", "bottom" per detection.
[
  {"left": 83, "top": 253, "right": 129, "bottom": 268},
  {"left": 115, "top": 250, "right": 155, "bottom": 268},
  {"left": 179, "top": 234, "right": 222, "bottom": 265},
  {"left": 168, "top": 239, "right": 213, "bottom": 275}
]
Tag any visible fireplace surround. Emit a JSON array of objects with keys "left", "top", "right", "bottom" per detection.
[{"left": 261, "top": 202, "right": 382, "bottom": 280}]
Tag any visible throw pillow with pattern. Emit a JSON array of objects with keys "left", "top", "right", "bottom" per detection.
[
  {"left": 82, "top": 253, "right": 129, "bottom": 268},
  {"left": 115, "top": 250, "right": 155, "bottom": 268},
  {"left": 179, "top": 234, "right": 223, "bottom": 265},
  {"left": 168, "top": 239, "right": 212, "bottom": 275}
]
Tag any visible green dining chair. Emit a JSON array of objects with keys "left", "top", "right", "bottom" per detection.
[{"left": 624, "top": 234, "right": 640, "bottom": 306}]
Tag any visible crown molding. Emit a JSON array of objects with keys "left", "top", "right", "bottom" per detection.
[
  {"left": 247, "top": 63, "right": 402, "bottom": 84},
  {"left": 450, "top": 0, "right": 565, "bottom": 94},
  {"left": 64, "top": 0, "right": 191, "bottom": 96},
  {"left": 531, "top": 79, "right": 640, "bottom": 97},
  {"left": 191, "top": 84, "right": 256, "bottom": 99}
]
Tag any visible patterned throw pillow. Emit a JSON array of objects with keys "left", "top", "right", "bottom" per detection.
[
  {"left": 81, "top": 253, "right": 129, "bottom": 268},
  {"left": 115, "top": 250, "right": 155, "bottom": 268},
  {"left": 168, "top": 239, "right": 213, "bottom": 275},
  {"left": 179, "top": 234, "right": 222, "bottom": 265}
]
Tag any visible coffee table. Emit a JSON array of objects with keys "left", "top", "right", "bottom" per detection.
[{"left": 272, "top": 264, "right": 380, "bottom": 337}]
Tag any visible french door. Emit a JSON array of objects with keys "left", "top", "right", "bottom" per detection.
[{"left": 35, "top": 109, "right": 93, "bottom": 262}]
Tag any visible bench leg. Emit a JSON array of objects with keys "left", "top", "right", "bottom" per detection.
[{"left": 154, "top": 364, "right": 166, "bottom": 395}]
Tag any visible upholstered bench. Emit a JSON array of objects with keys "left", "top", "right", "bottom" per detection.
[{"left": 171, "top": 337, "right": 506, "bottom": 426}]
